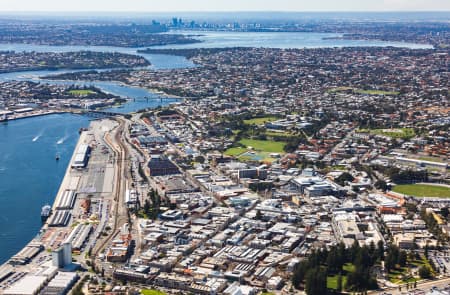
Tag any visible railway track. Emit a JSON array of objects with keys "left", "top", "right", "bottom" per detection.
[{"left": 92, "top": 118, "right": 128, "bottom": 261}]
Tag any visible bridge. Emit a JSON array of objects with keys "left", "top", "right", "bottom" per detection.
[{"left": 82, "top": 110, "right": 126, "bottom": 118}]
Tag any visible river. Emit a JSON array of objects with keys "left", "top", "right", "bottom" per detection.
[
  {"left": 0, "top": 114, "right": 90, "bottom": 263},
  {"left": 0, "top": 30, "right": 433, "bottom": 264}
]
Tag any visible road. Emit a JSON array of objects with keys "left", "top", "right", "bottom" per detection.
[{"left": 370, "top": 277, "right": 450, "bottom": 294}]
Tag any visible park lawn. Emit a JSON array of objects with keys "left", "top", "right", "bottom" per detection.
[
  {"left": 141, "top": 290, "right": 166, "bottom": 295},
  {"left": 393, "top": 184, "right": 450, "bottom": 198},
  {"left": 327, "top": 263, "right": 353, "bottom": 290},
  {"left": 265, "top": 130, "right": 293, "bottom": 137},
  {"left": 224, "top": 147, "right": 246, "bottom": 157},
  {"left": 331, "top": 165, "right": 348, "bottom": 171},
  {"left": 342, "top": 263, "right": 355, "bottom": 273},
  {"left": 243, "top": 116, "right": 278, "bottom": 125},
  {"left": 328, "top": 87, "right": 399, "bottom": 96},
  {"left": 68, "top": 89, "right": 97, "bottom": 96},
  {"left": 327, "top": 274, "right": 347, "bottom": 290},
  {"left": 355, "top": 89, "right": 399, "bottom": 95},
  {"left": 388, "top": 267, "right": 409, "bottom": 283},
  {"left": 239, "top": 139, "right": 285, "bottom": 153}
]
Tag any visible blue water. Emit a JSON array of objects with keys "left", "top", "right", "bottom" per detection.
[
  {"left": 0, "top": 114, "right": 90, "bottom": 263},
  {"left": 158, "top": 30, "right": 433, "bottom": 49}
]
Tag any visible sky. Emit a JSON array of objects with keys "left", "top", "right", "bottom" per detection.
[{"left": 0, "top": 0, "right": 448, "bottom": 12}]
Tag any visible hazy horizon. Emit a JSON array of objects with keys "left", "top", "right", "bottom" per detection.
[{"left": 0, "top": 0, "right": 449, "bottom": 13}]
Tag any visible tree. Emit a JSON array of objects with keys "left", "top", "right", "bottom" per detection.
[
  {"left": 305, "top": 267, "right": 327, "bottom": 295},
  {"left": 374, "top": 180, "right": 388, "bottom": 192},
  {"left": 194, "top": 155, "right": 205, "bottom": 164},
  {"left": 377, "top": 240, "right": 385, "bottom": 261},
  {"left": 335, "top": 172, "right": 355, "bottom": 186},
  {"left": 398, "top": 251, "right": 407, "bottom": 267},
  {"left": 337, "top": 273, "right": 343, "bottom": 292},
  {"left": 292, "top": 261, "right": 308, "bottom": 289},
  {"left": 419, "top": 266, "right": 432, "bottom": 279},
  {"left": 441, "top": 207, "right": 449, "bottom": 220},
  {"left": 255, "top": 209, "right": 263, "bottom": 221},
  {"left": 143, "top": 199, "right": 150, "bottom": 216}
]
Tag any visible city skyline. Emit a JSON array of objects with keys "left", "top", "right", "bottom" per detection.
[{"left": 0, "top": 0, "right": 449, "bottom": 12}]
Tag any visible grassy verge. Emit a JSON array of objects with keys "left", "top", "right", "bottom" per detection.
[{"left": 141, "top": 290, "right": 166, "bottom": 295}]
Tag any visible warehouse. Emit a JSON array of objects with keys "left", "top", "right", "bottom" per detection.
[
  {"left": 0, "top": 265, "right": 13, "bottom": 284},
  {"left": 64, "top": 224, "right": 92, "bottom": 251},
  {"left": 148, "top": 155, "right": 180, "bottom": 176},
  {"left": 55, "top": 190, "right": 76, "bottom": 210},
  {"left": 41, "top": 272, "right": 79, "bottom": 295},
  {"left": 3, "top": 275, "right": 47, "bottom": 295},
  {"left": 10, "top": 241, "right": 43, "bottom": 265},
  {"left": 71, "top": 144, "right": 91, "bottom": 169},
  {"left": 125, "top": 189, "right": 138, "bottom": 205},
  {"left": 48, "top": 210, "right": 71, "bottom": 227}
]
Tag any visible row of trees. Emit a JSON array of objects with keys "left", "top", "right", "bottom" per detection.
[
  {"left": 421, "top": 209, "right": 449, "bottom": 245},
  {"left": 292, "top": 241, "right": 383, "bottom": 294},
  {"left": 372, "top": 165, "right": 428, "bottom": 184}
]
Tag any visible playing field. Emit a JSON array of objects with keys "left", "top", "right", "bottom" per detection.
[
  {"left": 68, "top": 89, "right": 97, "bottom": 96},
  {"left": 393, "top": 184, "right": 450, "bottom": 198},
  {"left": 243, "top": 116, "right": 278, "bottom": 125},
  {"left": 239, "top": 139, "right": 285, "bottom": 153},
  {"left": 224, "top": 139, "right": 286, "bottom": 162}
]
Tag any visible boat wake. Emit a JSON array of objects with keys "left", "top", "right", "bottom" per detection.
[
  {"left": 32, "top": 129, "right": 45, "bottom": 142},
  {"left": 57, "top": 134, "right": 69, "bottom": 145}
]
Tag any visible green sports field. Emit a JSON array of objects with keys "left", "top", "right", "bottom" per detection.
[
  {"left": 68, "top": 89, "right": 97, "bottom": 96},
  {"left": 393, "top": 184, "right": 450, "bottom": 198}
]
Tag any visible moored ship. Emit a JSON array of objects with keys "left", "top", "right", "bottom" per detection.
[{"left": 41, "top": 204, "right": 52, "bottom": 222}]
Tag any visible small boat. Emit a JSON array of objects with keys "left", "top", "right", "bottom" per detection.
[
  {"left": 55, "top": 154, "right": 60, "bottom": 161},
  {"left": 0, "top": 114, "right": 8, "bottom": 123}
]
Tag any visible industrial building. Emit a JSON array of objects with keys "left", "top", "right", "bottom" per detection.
[
  {"left": 55, "top": 190, "right": 76, "bottom": 210},
  {"left": 3, "top": 275, "right": 48, "bottom": 295},
  {"left": 52, "top": 242, "right": 72, "bottom": 269},
  {"left": 64, "top": 224, "right": 92, "bottom": 251},
  {"left": 9, "top": 241, "right": 43, "bottom": 265},
  {"left": 71, "top": 144, "right": 91, "bottom": 169},
  {"left": 125, "top": 189, "right": 138, "bottom": 207},
  {"left": 41, "top": 272, "right": 79, "bottom": 295},
  {"left": 48, "top": 210, "right": 71, "bottom": 227},
  {"left": 148, "top": 155, "right": 180, "bottom": 176}
]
